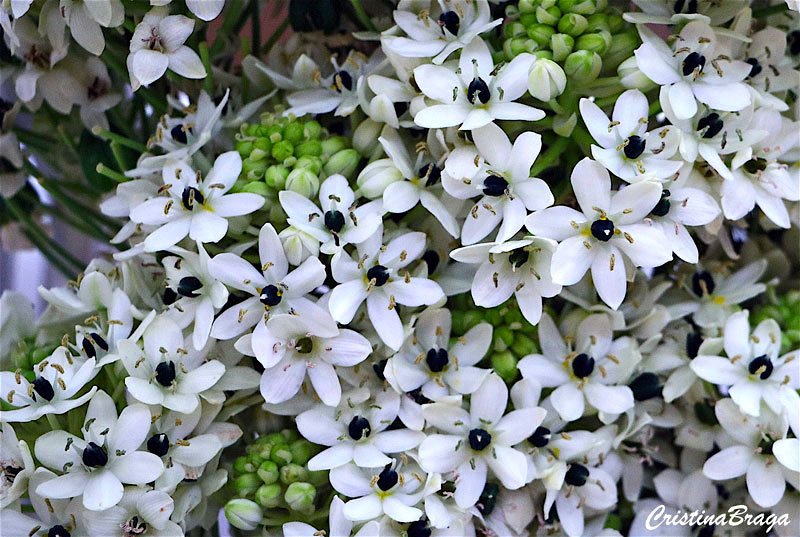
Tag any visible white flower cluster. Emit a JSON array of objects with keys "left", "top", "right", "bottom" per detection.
[{"left": 2, "top": 0, "right": 800, "bottom": 536}]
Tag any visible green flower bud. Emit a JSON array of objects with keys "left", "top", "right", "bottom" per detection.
[
  {"left": 511, "top": 334, "right": 536, "bottom": 356},
  {"left": 553, "top": 111, "right": 578, "bottom": 136},
  {"left": 290, "top": 439, "right": 315, "bottom": 465},
  {"left": 257, "top": 460, "right": 279, "bottom": 484},
  {"left": 497, "top": 326, "right": 515, "bottom": 347},
  {"left": 296, "top": 156, "right": 323, "bottom": 175},
  {"left": 241, "top": 182, "right": 271, "bottom": 197},
  {"left": 550, "top": 33, "right": 574, "bottom": 61},
  {"left": 527, "top": 58, "right": 567, "bottom": 101},
  {"left": 532, "top": 49, "right": 554, "bottom": 60},
  {"left": 234, "top": 456, "right": 250, "bottom": 475},
  {"left": 564, "top": 50, "right": 601, "bottom": 84},
  {"left": 607, "top": 13, "right": 623, "bottom": 33},
  {"left": 324, "top": 149, "right": 360, "bottom": 178},
  {"left": 585, "top": 13, "right": 609, "bottom": 32},
  {"left": 558, "top": 13, "right": 588, "bottom": 36},
  {"left": 271, "top": 140, "right": 294, "bottom": 162},
  {"left": 518, "top": 0, "right": 538, "bottom": 14},
  {"left": 565, "top": 0, "right": 596, "bottom": 15},
  {"left": 462, "top": 310, "right": 484, "bottom": 332},
  {"left": 527, "top": 24, "right": 555, "bottom": 46},
  {"left": 285, "top": 482, "right": 316, "bottom": 514},
  {"left": 520, "top": 13, "right": 538, "bottom": 27},
  {"left": 304, "top": 120, "right": 323, "bottom": 139},
  {"left": 255, "top": 483, "right": 282, "bottom": 509},
  {"left": 357, "top": 159, "right": 403, "bottom": 199},
  {"left": 504, "top": 21, "right": 528, "bottom": 39},
  {"left": 540, "top": 0, "right": 557, "bottom": 8},
  {"left": 270, "top": 443, "right": 293, "bottom": 465},
  {"left": 557, "top": 0, "right": 577, "bottom": 11},
  {"left": 254, "top": 137, "right": 272, "bottom": 153},
  {"left": 321, "top": 137, "right": 348, "bottom": 157},
  {"left": 225, "top": 499, "right": 262, "bottom": 531},
  {"left": 265, "top": 165, "right": 289, "bottom": 189},
  {"left": 242, "top": 157, "right": 268, "bottom": 176},
  {"left": 236, "top": 140, "right": 254, "bottom": 157},
  {"left": 536, "top": 6, "right": 561, "bottom": 25},
  {"left": 245, "top": 124, "right": 260, "bottom": 137},
  {"left": 576, "top": 32, "right": 609, "bottom": 55},
  {"left": 284, "top": 122, "right": 305, "bottom": 144},
  {"left": 603, "top": 32, "right": 639, "bottom": 72},
  {"left": 280, "top": 463, "right": 309, "bottom": 484},
  {"left": 492, "top": 351, "right": 518, "bottom": 382},
  {"left": 295, "top": 140, "right": 323, "bottom": 158},
  {"left": 308, "top": 469, "right": 329, "bottom": 487},
  {"left": 618, "top": 56, "right": 655, "bottom": 90},
  {"left": 285, "top": 168, "right": 320, "bottom": 199},
  {"left": 234, "top": 473, "right": 262, "bottom": 496},
  {"left": 353, "top": 119, "right": 383, "bottom": 158}
]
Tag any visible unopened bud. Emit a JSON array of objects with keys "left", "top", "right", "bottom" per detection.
[
  {"left": 303, "top": 120, "right": 323, "bottom": 139},
  {"left": 241, "top": 182, "right": 271, "bottom": 197},
  {"left": 504, "top": 21, "right": 528, "bottom": 39},
  {"left": 536, "top": 5, "right": 561, "bottom": 25},
  {"left": 527, "top": 24, "right": 555, "bottom": 47},
  {"left": 558, "top": 13, "right": 588, "bottom": 36},
  {"left": 576, "top": 31, "right": 610, "bottom": 55},
  {"left": 564, "top": 50, "right": 601, "bottom": 84},
  {"left": 257, "top": 460, "right": 279, "bottom": 485},
  {"left": 585, "top": 13, "right": 609, "bottom": 32},
  {"left": 321, "top": 136, "right": 348, "bottom": 157},
  {"left": 295, "top": 155, "right": 323, "bottom": 175},
  {"left": 357, "top": 158, "right": 403, "bottom": 199},
  {"left": 234, "top": 473, "right": 261, "bottom": 496},
  {"left": 294, "top": 140, "right": 322, "bottom": 158},
  {"left": 511, "top": 334, "right": 537, "bottom": 356},
  {"left": 290, "top": 439, "right": 315, "bottom": 465},
  {"left": 255, "top": 483, "right": 282, "bottom": 508},
  {"left": 528, "top": 58, "right": 567, "bottom": 101},
  {"left": 518, "top": 0, "right": 538, "bottom": 13},
  {"left": 271, "top": 140, "right": 294, "bottom": 162},
  {"left": 603, "top": 32, "right": 640, "bottom": 71},
  {"left": 225, "top": 499, "right": 262, "bottom": 531},
  {"left": 492, "top": 351, "right": 518, "bottom": 383},
  {"left": 280, "top": 463, "right": 309, "bottom": 484},
  {"left": 285, "top": 168, "right": 320, "bottom": 198},
  {"left": 618, "top": 56, "right": 656, "bottom": 90},
  {"left": 324, "top": 149, "right": 360, "bottom": 178},
  {"left": 550, "top": 33, "right": 574, "bottom": 61},
  {"left": 270, "top": 443, "right": 293, "bottom": 465},
  {"left": 285, "top": 482, "right": 316, "bottom": 514},
  {"left": 353, "top": 119, "right": 383, "bottom": 158}
]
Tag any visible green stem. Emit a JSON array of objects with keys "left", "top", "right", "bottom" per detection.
[
  {"left": 648, "top": 99, "right": 662, "bottom": 117},
  {"left": 752, "top": 4, "right": 787, "bottom": 18},
  {"left": 39, "top": 181, "right": 122, "bottom": 230},
  {"left": 20, "top": 192, "right": 111, "bottom": 242},
  {"left": 13, "top": 128, "right": 57, "bottom": 150},
  {"left": 531, "top": 136, "right": 570, "bottom": 176},
  {"left": 571, "top": 124, "right": 595, "bottom": 157},
  {"left": 199, "top": 41, "right": 215, "bottom": 94},
  {"left": 109, "top": 143, "right": 131, "bottom": 175},
  {"left": 349, "top": 0, "right": 377, "bottom": 31},
  {"left": 56, "top": 126, "right": 81, "bottom": 158},
  {"left": 593, "top": 91, "right": 625, "bottom": 109},
  {"left": 92, "top": 127, "right": 148, "bottom": 153},
  {"left": 46, "top": 413, "right": 63, "bottom": 431}
]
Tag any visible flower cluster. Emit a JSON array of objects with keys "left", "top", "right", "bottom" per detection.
[{"left": 2, "top": 0, "right": 799, "bottom": 536}]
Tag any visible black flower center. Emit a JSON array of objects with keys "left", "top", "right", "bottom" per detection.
[
  {"left": 147, "top": 433, "right": 170, "bottom": 457},
  {"left": 564, "top": 463, "right": 590, "bottom": 487},
  {"left": 367, "top": 265, "right": 390, "bottom": 286},
  {"left": 419, "top": 163, "right": 441, "bottom": 187},
  {"left": 373, "top": 359, "right": 387, "bottom": 381},
  {"left": 508, "top": 248, "right": 529, "bottom": 269},
  {"left": 468, "top": 428, "right": 492, "bottom": 451},
  {"left": 426, "top": 348, "right": 449, "bottom": 372},
  {"left": 477, "top": 482, "right": 499, "bottom": 516},
  {"left": 681, "top": 51, "right": 705, "bottom": 76},
  {"left": 745, "top": 57, "right": 762, "bottom": 78},
  {"left": 748, "top": 355, "right": 773, "bottom": 379},
  {"left": 686, "top": 331, "right": 703, "bottom": 358},
  {"left": 789, "top": 30, "right": 800, "bottom": 56},
  {"left": 673, "top": 0, "right": 698, "bottom": 14},
  {"left": 691, "top": 270, "right": 715, "bottom": 296},
  {"left": 155, "top": 361, "right": 176, "bottom": 387},
  {"left": 348, "top": 416, "right": 371, "bottom": 440},
  {"left": 482, "top": 175, "right": 508, "bottom": 196},
  {"left": 170, "top": 124, "right": 188, "bottom": 144},
  {"left": 629, "top": 372, "right": 662, "bottom": 401},
  {"left": 376, "top": 465, "right": 398, "bottom": 491},
  {"left": 181, "top": 186, "right": 205, "bottom": 210},
  {"left": 48, "top": 525, "right": 71, "bottom": 537},
  {"left": 407, "top": 519, "right": 432, "bottom": 537},
  {"left": 324, "top": 210, "right": 345, "bottom": 233},
  {"left": 438, "top": 10, "right": 460, "bottom": 35},
  {"left": 694, "top": 400, "right": 718, "bottom": 426},
  {"left": 422, "top": 249, "right": 440, "bottom": 274},
  {"left": 82, "top": 337, "right": 97, "bottom": 359},
  {"left": 90, "top": 332, "right": 109, "bottom": 352},
  {"left": 82, "top": 442, "right": 108, "bottom": 467},
  {"left": 590, "top": 219, "right": 614, "bottom": 241},
  {"left": 743, "top": 158, "right": 767, "bottom": 174},
  {"left": 528, "top": 426, "right": 551, "bottom": 448},
  {"left": 571, "top": 353, "right": 595, "bottom": 378},
  {"left": 178, "top": 276, "right": 203, "bottom": 298},
  {"left": 296, "top": 336, "right": 313, "bottom": 354},
  {"left": 697, "top": 113, "right": 723, "bottom": 139},
  {"left": 334, "top": 70, "right": 353, "bottom": 92},
  {"left": 32, "top": 377, "right": 55, "bottom": 401},
  {"left": 162, "top": 288, "right": 178, "bottom": 305},
  {"left": 624, "top": 135, "right": 646, "bottom": 159},
  {"left": 467, "top": 77, "right": 491, "bottom": 105},
  {"left": 650, "top": 189, "right": 671, "bottom": 217},
  {"left": 260, "top": 284, "right": 282, "bottom": 307}
]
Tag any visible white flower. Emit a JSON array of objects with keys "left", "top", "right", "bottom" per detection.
[
  {"left": 127, "top": 7, "right": 206, "bottom": 90},
  {"left": 543, "top": 461, "right": 618, "bottom": 537},
  {"left": 74, "top": 56, "right": 122, "bottom": 130},
  {"left": 383, "top": 308, "right": 491, "bottom": 399},
  {"left": 0, "top": 0, "right": 34, "bottom": 51},
  {"left": 297, "top": 389, "right": 423, "bottom": 470},
  {"left": 119, "top": 316, "right": 225, "bottom": 413},
  {"left": 162, "top": 244, "right": 229, "bottom": 350},
  {"left": 243, "top": 313, "right": 372, "bottom": 407},
  {"left": 579, "top": 90, "right": 682, "bottom": 182},
  {"left": 0, "top": 423, "right": 34, "bottom": 507},
  {"left": 683, "top": 260, "right": 767, "bottom": 328},
  {"left": 60, "top": 0, "right": 123, "bottom": 55},
  {"left": 84, "top": 488, "right": 182, "bottom": 536},
  {"left": 384, "top": 0, "right": 502, "bottom": 64},
  {"left": 413, "top": 37, "right": 544, "bottom": 130},
  {"left": 634, "top": 20, "right": 751, "bottom": 119},
  {"left": 280, "top": 174, "right": 383, "bottom": 256},
  {"left": 0, "top": 290, "right": 35, "bottom": 365},
  {"left": 329, "top": 460, "right": 424, "bottom": 522},
  {"left": 209, "top": 223, "right": 335, "bottom": 342},
  {"left": 33, "top": 391, "right": 164, "bottom": 511},
  {"left": 691, "top": 311, "right": 800, "bottom": 418},
  {"left": 527, "top": 58, "right": 567, "bottom": 102},
  {"left": 444, "top": 122, "right": 553, "bottom": 244},
  {"left": 517, "top": 314, "right": 636, "bottom": 422},
  {"left": 624, "top": 0, "right": 747, "bottom": 26},
  {"left": 129, "top": 152, "right": 264, "bottom": 252},
  {"left": 0, "top": 347, "right": 97, "bottom": 422},
  {"left": 283, "top": 496, "right": 354, "bottom": 537},
  {"left": 702, "top": 398, "right": 797, "bottom": 508},
  {"left": 525, "top": 158, "right": 671, "bottom": 309},
  {"left": 152, "top": 0, "right": 225, "bottom": 21},
  {"left": 328, "top": 229, "right": 444, "bottom": 350},
  {"left": 418, "top": 373, "right": 546, "bottom": 508},
  {"left": 450, "top": 237, "right": 562, "bottom": 325},
  {"left": 0, "top": 468, "right": 85, "bottom": 536},
  {"left": 739, "top": 27, "right": 800, "bottom": 108}
]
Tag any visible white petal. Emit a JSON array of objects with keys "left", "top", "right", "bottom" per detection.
[{"left": 703, "top": 446, "right": 751, "bottom": 480}]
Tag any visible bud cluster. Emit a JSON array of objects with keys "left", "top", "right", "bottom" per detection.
[
  {"left": 226, "top": 429, "right": 328, "bottom": 527},
  {"left": 502, "top": 0, "right": 639, "bottom": 86}
]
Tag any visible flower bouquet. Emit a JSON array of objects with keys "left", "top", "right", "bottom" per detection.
[{"left": 1, "top": 0, "right": 799, "bottom": 536}]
